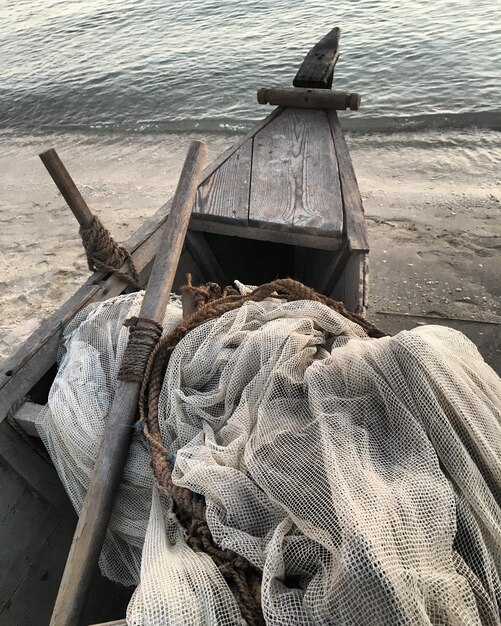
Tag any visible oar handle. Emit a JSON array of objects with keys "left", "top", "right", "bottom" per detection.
[
  {"left": 39, "top": 148, "right": 94, "bottom": 227},
  {"left": 49, "top": 140, "right": 207, "bottom": 626},
  {"left": 140, "top": 140, "right": 207, "bottom": 320}
]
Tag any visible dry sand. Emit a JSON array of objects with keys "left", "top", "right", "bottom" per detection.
[{"left": 0, "top": 129, "right": 499, "bottom": 369}]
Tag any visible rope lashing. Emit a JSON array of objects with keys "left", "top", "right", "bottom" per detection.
[
  {"left": 117, "top": 316, "right": 163, "bottom": 383},
  {"left": 80, "top": 215, "right": 140, "bottom": 288}
]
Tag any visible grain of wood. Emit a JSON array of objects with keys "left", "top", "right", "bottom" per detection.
[
  {"left": 257, "top": 87, "right": 360, "bottom": 111},
  {"left": 0, "top": 485, "right": 59, "bottom": 613},
  {"left": 49, "top": 141, "right": 207, "bottom": 626},
  {"left": 0, "top": 456, "right": 27, "bottom": 525},
  {"left": 327, "top": 111, "right": 369, "bottom": 251},
  {"left": 189, "top": 219, "right": 342, "bottom": 250},
  {"left": 0, "top": 519, "right": 73, "bottom": 626},
  {"left": 249, "top": 108, "right": 343, "bottom": 238},
  {"left": 194, "top": 140, "right": 251, "bottom": 223}
]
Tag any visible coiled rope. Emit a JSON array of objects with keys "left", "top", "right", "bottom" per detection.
[{"left": 138, "top": 277, "right": 385, "bottom": 625}]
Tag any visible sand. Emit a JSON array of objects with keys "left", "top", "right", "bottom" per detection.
[{"left": 0, "top": 129, "right": 499, "bottom": 369}]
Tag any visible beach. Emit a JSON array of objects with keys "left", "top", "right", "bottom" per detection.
[
  {"left": 1, "top": 0, "right": 500, "bottom": 368},
  {"left": 1, "top": 128, "right": 499, "bottom": 369}
]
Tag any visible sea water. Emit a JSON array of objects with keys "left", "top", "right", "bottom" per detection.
[{"left": 1, "top": 0, "right": 500, "bottom": 134}]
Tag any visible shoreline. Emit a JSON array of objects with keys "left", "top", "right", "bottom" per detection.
[{"left": 1, "top": 128, "right": 499, "bottom": 369}]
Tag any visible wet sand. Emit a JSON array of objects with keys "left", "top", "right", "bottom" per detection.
[{"left": 0, "top": 130, "right": 499, "bottom": 369}]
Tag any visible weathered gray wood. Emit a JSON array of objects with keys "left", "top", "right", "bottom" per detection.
[
  {"left": 50, "top": 141, "right": 207, "bottom": 626},
  {"left": 0, "top": 519, "right": 73, "bottom": 626},
  {"left": 327, "top": 111, "right": 369, "bottom": 252},
  {"left": 293, "top": 27, "right": 340, "bottom": 89},
  {"left": 39, "top": 148, "right": 94, "bottom": 227},
  {"left": 0, "top": 107, "right": 357, "bottom": 427},
  {"left": 189, "top": 218, "right": 342, "bottom": 250},
  {"left": 257, "top": 87, "right": 360, "bottom": 111},
  {"left": 0, "top": 110, "right": 284, "bottom": 425},
  {"left": 250, "top": 108, "right": 343, "bottom": 237},
  {"left": 88, "top": 620, "right": 127, "bottom": 626},
  {"left": 186, "top": 231, "right": 228, "bottom": 285},
  {"left": 10, "top": 401, "right": 43, "bottom": 437},
  {"left": 0, "top": 456, "right": 26, "bottom": 524},
  {"left": 331, "top": 251, "right": 367, "bottom": 313},
  {"left": 141, "top": 141, "right": 207, "bottom": 321},
  {"left": 0, "top": 421, "right": 75, "bottom": 521},
  {"left": 0, "top": 477, "right": 60, "bottom": 613},
  {"left": 194, "top": 140, "right": 252, "bottom": 223}
]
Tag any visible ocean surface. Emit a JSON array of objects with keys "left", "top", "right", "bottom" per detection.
[{"left": 1, "top": 0, "right": 501, "bottom": 136}]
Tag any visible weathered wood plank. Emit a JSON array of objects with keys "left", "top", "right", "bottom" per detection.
[
  {"left": 249, "top": 108, "right": 343, "bottom": 237},
  {"left": 10, "top": 401, "right": 43, "bottom": 438},
  {"left": 0, "top": 109, "right": 284, "bottom": 423},
  {"left": 194, "top": 140, "right": 251, "bottom": 224},
  {"left": 0, "top": 519, "right": 73, "bottom": 626},
  {"left": 0, "top": 421, "right": 75, "bottom": 521},
  {"left": 0, "top": 484, "right": 60, "bottom": 613},
  {"left": 0, "top": 456, "right": 27, "bottom": 524},
  {"left": 189, "top": 218, "right": 342, "bottom": 250},
  {"left": 293, "top": 27, "right": 340, "bottom": 90},
  {"left": 331, "top": 251, "right": 367, "bottom": 313},
  {"left": 327, "top": 111, "right": 369, "bottom": 251}
]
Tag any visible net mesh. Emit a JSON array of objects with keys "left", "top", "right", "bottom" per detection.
[{"left": 38, "top": 290, "right": 501, "bottom": 625}]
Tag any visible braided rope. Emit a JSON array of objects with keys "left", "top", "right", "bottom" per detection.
[
  {"left": 117, "top": 317, "right": 163, "bottom": 383},
  {"left": 80, "top": 215, "right": 140, "bottom": 288}
]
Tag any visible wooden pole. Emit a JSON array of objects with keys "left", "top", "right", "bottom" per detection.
[
  {"left": 257, "top": 87, "right": 361, "bottom": 111},
  {"left": 39, "top": 148, "right": 94, "bottom": 228},
  {"left": 49, "top": 140, "right": 207, "bottom": 626}
]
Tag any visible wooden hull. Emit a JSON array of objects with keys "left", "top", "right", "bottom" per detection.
[{"left": 0, "top": 31, "right": 369, "bottom": 625}]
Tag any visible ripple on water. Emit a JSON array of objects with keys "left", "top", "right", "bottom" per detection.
[{"left": 0, "top": 0, "right": 500, "bottom": 133}]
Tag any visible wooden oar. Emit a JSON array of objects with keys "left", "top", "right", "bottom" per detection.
[
  {"left": 39, "top": 148, "right": 94, "bottom": 228},
  {"left": 39, "top": 148, "right": 141, "bottom": 289},
  {"left": 50, "top": 140, "right": 207, "bottom": 626}
]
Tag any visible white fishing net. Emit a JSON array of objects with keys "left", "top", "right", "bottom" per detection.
[{"left": 38, "top": 290, "right": 501, "bottom": 626}]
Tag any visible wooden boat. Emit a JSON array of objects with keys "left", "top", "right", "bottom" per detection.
[{"left": 0, "top": 28, "right": 368, "bottom": 625}]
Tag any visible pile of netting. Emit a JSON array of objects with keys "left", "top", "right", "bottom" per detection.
[{"left": 38, "top": 279, "right": 501, "bottom": 626}]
